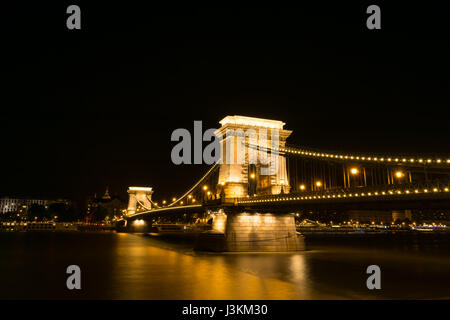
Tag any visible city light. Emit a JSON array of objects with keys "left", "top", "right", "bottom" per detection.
[
  {"left": 133, "top": 219, "right": 145, "bottom": 226},
  {"left": 237, "top": 183, "right": 449, "bottom": 205},
  {"left": 203, "top": 185, "right": 208, "bottom": 191},
  {"left": 279, "top": 145, "right": 450, "bottom": 167},
  {"left": 316, "top": 181, "right": 322, "bottom": 187},
  {"left": 299, "top": 184, "right": 305, "bottom": 190},
  {"left": 250, "top": 173, "right": 255, "bottom": 179},
  {"left": 350, "top": 168, "right": 359, "bottom": 175},
  {"left": 395, "top": 171, "right": 404, "bottom": 178}
]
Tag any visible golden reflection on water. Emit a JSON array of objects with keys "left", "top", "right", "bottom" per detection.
[
  {"left": 106, "top": 233, "right": 450, "bottom": 300},
  {"left": 110, "top": 234, "right": 317, "bottom": 299},
  {"left": 2, "top": 232, "right": 450, "bottom": 299}
]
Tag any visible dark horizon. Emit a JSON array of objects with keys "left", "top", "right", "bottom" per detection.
[{"left": 2, "top": 3, "right": 449, "bottom": 205}]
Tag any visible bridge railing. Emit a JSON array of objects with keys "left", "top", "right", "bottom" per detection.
[
  {"left": 236, "top": 181, "right": 450, "bottom": 204},
  {"left": 281, "top": 144, "right": 450, "bottom": 168}
]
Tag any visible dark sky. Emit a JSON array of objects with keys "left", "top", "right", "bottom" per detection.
[{"left": 1, "top": 3, "right": 449, "bottom": 205}]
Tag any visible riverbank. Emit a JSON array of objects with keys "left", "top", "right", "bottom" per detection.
[{"left": 0, "top": 221, "right": 115, "bottom": 232}]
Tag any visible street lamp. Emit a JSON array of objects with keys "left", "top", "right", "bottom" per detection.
[
  {"left": 279, "top": 179, "right": 286, "bottom": 194},
  {"left": 395, "top": 171, "right": 404, "bottom": 178}
]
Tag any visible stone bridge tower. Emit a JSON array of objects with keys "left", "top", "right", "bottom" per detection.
[
  {"left": 127, "top": 187, "right": 153, "bottom": 215},
  {"left": 215, "top": 115, "right": 292, "bottom": 198}
]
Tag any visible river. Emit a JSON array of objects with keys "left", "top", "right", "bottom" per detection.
[{"left": 1, "top": 231, "right": 450, "bottom": 299}]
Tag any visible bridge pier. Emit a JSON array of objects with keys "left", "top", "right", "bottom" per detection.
[{"left": 205, "top": 211, "right": 304, "bottom": 252}]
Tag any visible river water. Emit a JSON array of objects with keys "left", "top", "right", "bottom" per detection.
[{"left": 1, "top": 231, "right": 450, "bottom": 299}]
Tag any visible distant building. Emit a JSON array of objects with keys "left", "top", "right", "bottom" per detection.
[
  {"left": 86, "top": 187, "right": 126, "bottom": 222},
  {"left": 347, "top": 210, "right": 412, "bottom": 224},
  {"left": 0, "top": 197, "right": 71, "bottom": 215}
]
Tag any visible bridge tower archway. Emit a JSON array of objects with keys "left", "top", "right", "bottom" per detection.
[
  {"left": 215, "top": 115, "right": 292, "bottom": 198},
  {"left": 127, "top": 187, "right": 153, "bottom": 215}
]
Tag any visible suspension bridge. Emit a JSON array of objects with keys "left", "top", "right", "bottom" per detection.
[{"left": 118, "top": 115, "right": 450, "bottom": 252}]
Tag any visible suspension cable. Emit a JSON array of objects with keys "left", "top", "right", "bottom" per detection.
[{"left": 167, "top": 162, "right": 219, "bottom": 207}]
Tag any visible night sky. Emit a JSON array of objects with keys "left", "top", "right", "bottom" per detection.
[{"left": 1, "top": 3, "right": 449, "bottom": 205}]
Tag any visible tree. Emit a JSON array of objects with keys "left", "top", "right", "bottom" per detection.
[
  {"left": 48, "top": 203, "right": 85, "bottom": 222},
  {"left": 92, "top": 205, "right": 109, "bottom": 222},
  {"left": 48, "top": 203, "right": 67, "bottom": 221},
  {"left": 28, "top": 204, "right": 48, "bottom": 221}
]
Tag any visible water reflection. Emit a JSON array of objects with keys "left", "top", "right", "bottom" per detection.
[
  {"left": 110, "top": 235, "right": 311, "bottom": 299},
  {"left": 1, "top": 232, "right": 450, "bottom": 299}
]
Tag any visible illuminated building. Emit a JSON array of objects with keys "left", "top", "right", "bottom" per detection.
[
  {"left": 0, "top": 197, "right": 71, "bottom": 215},
  {"left": 86, "top": 187, "right": 126, "bottom": 221}
]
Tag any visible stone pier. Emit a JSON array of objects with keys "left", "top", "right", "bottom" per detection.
[{"left": 206, "top": 212, "right": 304, "bottom": 252}]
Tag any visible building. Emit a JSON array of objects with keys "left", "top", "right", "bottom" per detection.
[
  {"left": 347, "top": 210, "right": 412, "bottom": 224},
  {"left": 0, "top": 197, "right": 71, "bottom": 215},
  {"left": 86, "top": 187, "right": 126, "bottom": 222}
]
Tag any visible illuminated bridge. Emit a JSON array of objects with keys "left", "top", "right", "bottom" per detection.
[{"left": 120, "top": 115, "right": 450, "bottom": 252}]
